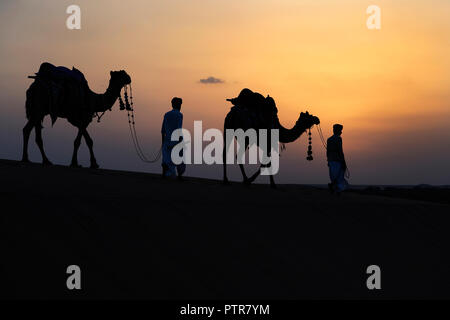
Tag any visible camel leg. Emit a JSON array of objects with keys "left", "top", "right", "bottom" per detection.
[
  {"left": 223, "top": 141, "right": 249, "bottom": 185},
  {"left": 247, "top": 163, "right": 276, "bottom": 188},
  {"left": 223, "top": 132, "right": 233, "bottom": 185},
  {"left": 239, "top": 164, "right": 250, "bottom": 184},
  {"left": 82, "top": 129, "right": 99, "bottom": 169},
  {"left": 269, "top": 173, "right": 277, "bottom": 189},
  {"left": 34, "top": 125, "right": 52, "bottom": 165},
  {"left": 70, "top": 129, "right": 83, "bottom": 168},
  {"left": 22, "top": 120, "right": 34, "bottom": 162},
  {"left": 247, "top": 166, "right": 261, "bottom": 184},
  {"left": 223, "top": 144, "right": 229, "bottom": 184}
]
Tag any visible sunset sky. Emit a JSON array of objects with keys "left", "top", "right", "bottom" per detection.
[{"left": 1, "top": 0, "right": 449, "bottom": 185}]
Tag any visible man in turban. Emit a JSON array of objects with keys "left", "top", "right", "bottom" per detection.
[
  {"left": 161, "top": 97, "right": 186, "bottom": 179},
  {"left": 327, "top": 124, "right": 348, "bottom": 194}
]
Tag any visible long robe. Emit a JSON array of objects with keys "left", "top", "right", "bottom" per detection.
[
  {"left": 327, "top": 135, "right": 348, "bottom": 191},
  {"left": 328, "top": 161, "right": 348, "bottom": 192},
  {"left": 161, "top": 109, "right": 185, "bottom": 177}
]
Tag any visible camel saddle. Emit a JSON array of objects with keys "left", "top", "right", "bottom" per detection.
[
  {"left": 28, "top": 62, "right": 90, "bottom": 125},
  {"left": 227, "top": 88, "right": 278, "bottom": 129}
]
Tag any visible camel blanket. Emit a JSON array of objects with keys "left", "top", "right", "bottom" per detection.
[
  {"left": 227, "top": 88, "right": 278, "bottom": 129},
  {"left": 31, "top": 62, "right": 90, "bottom": 125}
]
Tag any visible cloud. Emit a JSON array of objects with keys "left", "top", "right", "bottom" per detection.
[{"left": 199, "top": 76, "right": 224, "bottom": 84}]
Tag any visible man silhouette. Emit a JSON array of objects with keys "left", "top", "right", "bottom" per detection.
[
  {"left": 161, "top": 97, "right": 186, "bottom": 179},
  {"left": 327, "top": 124, "right": 348, "bottom": 194}
]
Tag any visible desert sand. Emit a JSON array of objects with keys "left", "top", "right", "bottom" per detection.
[{"left": 1, "top": 159, "right": 449, "bottom": 299}]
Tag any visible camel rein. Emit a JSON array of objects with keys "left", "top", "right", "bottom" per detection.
[{"left": 120, "top": 84, "right": 162, "bottom": 163}]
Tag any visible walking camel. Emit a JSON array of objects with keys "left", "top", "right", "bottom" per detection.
[
  {"left": 22, "top": 62, "right": 131, "bottom": 168},
  {"left": 223, "top": 89, "right": 320, "bottom": 188}
]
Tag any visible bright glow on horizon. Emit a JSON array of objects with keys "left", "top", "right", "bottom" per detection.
[{"left": 0, "top": 0, "right": 449, "bottom": 185}]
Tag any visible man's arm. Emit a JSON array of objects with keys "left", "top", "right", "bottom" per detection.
[
  {"left": 326, "top": 138, "right": 330, "bottom": 161},
  {"left": 338, "top": 137, "right": 346, "bottom": 169},
  {"left": 161, "top": 117, "right": 166, "bottom": 145},
  {"left": 177, "top": 113, "right": 183, "bottom": 142},
  {"left": 178, "top": 113, "right": 183, "bottom": 128}
]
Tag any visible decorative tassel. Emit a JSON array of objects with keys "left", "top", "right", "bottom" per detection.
[
  {"left": 124, "top": 86, "right": 132, "bottom": 111},
  {"left": 306, "top": 128, "right": 313, "bottom": 161},
  {"left": 119, "top": 89, "right": 125, "bottom": 110}
]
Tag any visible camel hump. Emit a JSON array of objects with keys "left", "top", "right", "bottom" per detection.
[
  {"left": 34, "top": 62, "right": 87, "bottom": 85},
  {"left": 37, "top": 62, "right": 56, "bottom": 76},
  {"left": 228, "top": 88, "right": 277, "bottom": 114},
  {"left": 29, "top": 63, "right": 90, "bottom": 125},
  {"left": 227, "top": 88, "right": 267, "bottom": 108}
]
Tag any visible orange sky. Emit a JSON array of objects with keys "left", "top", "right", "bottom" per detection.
[{"left": 1, "top": 0, "right": 449, "bottom": 184}]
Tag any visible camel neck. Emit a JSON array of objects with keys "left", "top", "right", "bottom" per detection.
[
  {"left": 278, "top": 118, "right": 306, "bottom": 143},
  {"left": 96, "top": 81, "right": 121, "bottom": 112}
]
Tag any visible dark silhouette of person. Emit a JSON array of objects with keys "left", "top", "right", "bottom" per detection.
[
  {"left": 327, "top": 124, "right": 348, "bottom": 193},
  {"left": 161, "top": 97, "right": 186, "bottom": 179}
]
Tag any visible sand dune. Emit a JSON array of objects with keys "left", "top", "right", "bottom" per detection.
[{"left": 1, "top": 159, "right": 449, "bottom": 299}]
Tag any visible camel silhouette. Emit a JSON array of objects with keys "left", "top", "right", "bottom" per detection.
[
  {"left": 22, "top": 63, "right": 131, "bottom": 168},
  {"left": 223, "top": 89, "right": 320, "bottom": 188}
]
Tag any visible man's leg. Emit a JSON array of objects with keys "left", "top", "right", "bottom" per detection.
[
  {"left": 336, "top": 165, "right": 348, "bottom": 192},
  {"left": 176, "top": 163, "right": 186, "bottom": 180},
  {"left": 176, "top": 147, "right": 186, "bottom": 180},
  {"left": 328, "top": 182, "right": 335, "bottom": 194},
  {"left": 161, "top": 144, "right": 171, "bottom": 178},
  {"left": 328, "top": 161, "right": 340, "bottom": 193},
  {"left": 162, "top": 163, "right": 168, "bottom": 178}
]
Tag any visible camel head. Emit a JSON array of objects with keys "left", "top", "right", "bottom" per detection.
[
  {"left": 296, "top": 111, "right": 320, "bottom": 130},
  {"left": 110, "top": 70, "right": 131, "bottom": 88}
]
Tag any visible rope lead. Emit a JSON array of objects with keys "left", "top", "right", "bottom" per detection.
[{"left": 124, "top": 84, "right": 162, "bottom": 163}]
